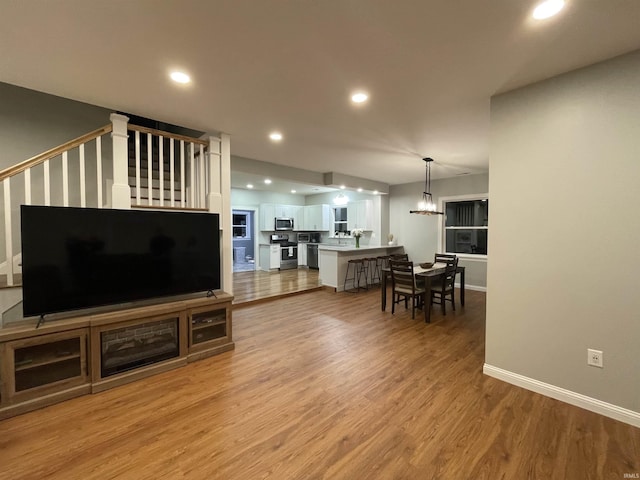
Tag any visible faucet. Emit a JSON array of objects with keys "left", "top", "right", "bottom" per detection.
[{"left": 335, "top": 231, "right": 343, "bottom": 245}]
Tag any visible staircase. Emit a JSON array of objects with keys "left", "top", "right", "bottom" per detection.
[{"left": 0, "top": 113, "right": 230, "bottom": 291}]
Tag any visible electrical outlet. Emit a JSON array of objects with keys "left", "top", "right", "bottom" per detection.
[{"left": 587, "top": 348, "right": 603, "bottom": 368}]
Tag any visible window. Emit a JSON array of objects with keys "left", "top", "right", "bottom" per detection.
[
  {"left": 333, "top": 207, "right": 348, "bottom": 234},
  {"left": 443, "top": 198, "right": 488, "bottom": 255},
  {"left": 232, "top": 212, "right": 251, "bottom": 239}
]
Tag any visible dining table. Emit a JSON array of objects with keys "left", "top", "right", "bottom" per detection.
[{"left": 381, "top": 262, "right": 466, "bottom": 323}]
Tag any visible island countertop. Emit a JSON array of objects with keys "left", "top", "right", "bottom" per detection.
[
  {"left": 317, "top": 245, "right": 405, "bottom": 291},
  {"left": 318, "top": 244, "right": 403, "bottom": 252}
]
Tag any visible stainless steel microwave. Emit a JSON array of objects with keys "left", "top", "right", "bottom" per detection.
[{"left": 275, "top": 217, "right": 294, "bottom": 231}]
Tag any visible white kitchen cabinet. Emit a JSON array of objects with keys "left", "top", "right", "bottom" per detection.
[
  {"left": 259, "top": 244, "right": 280, "bottom": 270},
  {"left": 298, "top": 243, "right": 308, "bottom": 266},
  {"left": 347, "top": 200, "right": 373, "bottom": 231},
  {"left": 260, "top": 204, "right": 276, "bottom": 231},
  {"left": 290, "top": 205, "right": 303, "bottom": 231},
  {"left": 260, "top": 204, "right": 303, "bottom": 231},
  {"left": 302, "top": 204, "right": 332, "bottom": 231}
]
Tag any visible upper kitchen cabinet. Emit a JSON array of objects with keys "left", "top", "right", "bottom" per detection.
[
  {"left": 302, "top": 204, "right": 332, "bottom": 231},
  {"left": 347, "top": 200, "right": 373, "bottom": 231},
  {"left": 260, "top": 204, "right": 303, "bottom": 231},
  {"left": 260, "top": 204, "right": 276, "bottom": 231}
]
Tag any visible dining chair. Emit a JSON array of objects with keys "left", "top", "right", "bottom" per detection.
[
  {"left": 390, "top": 253, "right": 409, "bottom": 261},
  {"left": 389, "top": 259, "right": 425, "bottom": 319},
  {"left": 430, "top": 256, "right": 458, "bottom": 315},
  {"left": 434, "top": 253, "right": 457, "bottom": 264}
]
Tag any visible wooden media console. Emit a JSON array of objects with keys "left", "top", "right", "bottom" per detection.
[{"left": 0, "top": 292, "right": 233, "bottom": 420}]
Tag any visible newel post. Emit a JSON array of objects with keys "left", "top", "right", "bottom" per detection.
[
  {"left": 212, "top": 133, "right": 232, "bottom": 294},
  {"left": 110, "top": 113, "right": 131, "bottom": 209}
]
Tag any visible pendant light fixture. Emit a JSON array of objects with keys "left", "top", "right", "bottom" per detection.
[{"left": 409, "top": 157, "right": 443, "bottom": 215}]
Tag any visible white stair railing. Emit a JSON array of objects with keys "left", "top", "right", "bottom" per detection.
[
  {"left": 0, "top": 125, "right": 112, "bottom": 287},
  {"left": 127, "top": 125, "right": 211, "bottom": 210}
]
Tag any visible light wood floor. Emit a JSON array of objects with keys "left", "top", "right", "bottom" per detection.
[
  {"left": 0, "top": 288, "right": 638, "bottom": 479},
  {"left": 232, "top": 267, "right": 322, "bottom": 305}
]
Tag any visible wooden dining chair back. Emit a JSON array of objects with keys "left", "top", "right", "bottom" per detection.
[
  {"left": 430, "top": 256, "right": 458, "bottom": 315},
  {"left": 389, "top": 259, "right": 425, "bottom": 319},
  {"left": 390, "top": 253, "right": 409, "bottom": 261},
  {"left": 434, "top": 253, "right": 457, "bottom": 264}
]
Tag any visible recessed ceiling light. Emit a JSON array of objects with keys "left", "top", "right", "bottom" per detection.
[
  {"left": 532, "top": 0, "right": 565, "bottom": 19},
  {"left": 264, "top": 179, "right": 272, "bottom": 185},
  {"left": 246, "top": 184, "right": 254, "bottom": 189},
  {"left": 373, "top": 190, "right": 379, "bottom": 195},
  {"left": 357, "top": 188, "right": 363, "bottom": 193},
  {"left": 269, "top": 132, "right": 283, "bottom": 142},
  {"left": 291, "top": 189, "right": 296, "bottom": 194},
  {"left": 351, "top": 92, "right": 368, "bottom": 103},
  {"left": 340, "top": 185, "right": 346, "bottom": 190},
  {"left": 170, "top": 71, "right": 191, "bottom": 84}
]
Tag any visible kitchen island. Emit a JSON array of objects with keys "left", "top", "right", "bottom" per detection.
[{"left": 318, "top": 244, "right": 404, "bottom": 291}]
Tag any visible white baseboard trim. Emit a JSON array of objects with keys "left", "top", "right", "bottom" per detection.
[
  {"left": 483, "top": 364, "right": 640, "bottom": 428},
  {"left": 456, "top": 282, "right": 486, "bottom": 292}
]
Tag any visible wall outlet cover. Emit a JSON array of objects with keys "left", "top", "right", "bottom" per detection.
[{"left": 588, "top": 348, "right": 604, "bottom": 368}]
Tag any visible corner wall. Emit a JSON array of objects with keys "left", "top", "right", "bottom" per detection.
[{"left": 487, "top": 50, "right": 640, "bottom": 422}]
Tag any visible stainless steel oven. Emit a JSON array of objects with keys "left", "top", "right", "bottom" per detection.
[
  {"left": 270, "top": 234, "right": 298, "bottom": 270},
  {"left": 279, "top": 244, "right": 298, "bottom": 270}
]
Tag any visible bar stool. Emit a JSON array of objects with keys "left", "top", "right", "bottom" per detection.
[
  {"left": 344, "top": 258, "right": 367, "bottom": 293},
  {"left": 366, "top": 257, "right": 381, "bottom": 286}
]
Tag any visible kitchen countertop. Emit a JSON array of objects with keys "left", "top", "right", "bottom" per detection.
[{"left": 318, "top": 244, "right": 402, "bottom": 252}]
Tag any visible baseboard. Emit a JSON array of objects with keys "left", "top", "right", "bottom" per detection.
[
  {"left": 483, "top": 364, "right": 640, "bottom": 428},
  {"left": 456, "top": 282, "right": 486, "bottom": 292}
]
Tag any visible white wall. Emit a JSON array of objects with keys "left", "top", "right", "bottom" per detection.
[
  {"left": 487, "top": 50, "right": 640, "bottom": 419},
  {"left": 389, "top": 173, "right": 489, "bottom": 288}
]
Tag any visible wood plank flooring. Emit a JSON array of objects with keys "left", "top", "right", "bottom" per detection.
[
  {"left": 0, "top": 288, "right": 638, "bottom": 479},
  {"left": 232, "top": 268, "right": 322, "bottom": 305}
]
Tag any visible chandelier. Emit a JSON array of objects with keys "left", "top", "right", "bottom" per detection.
[{"left": 409, "top": 157, "right": 443, "bottom": 215}]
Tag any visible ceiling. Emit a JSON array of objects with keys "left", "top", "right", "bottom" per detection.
[{"left": 1, "top": 1, "right": 640, "bottom": 188}]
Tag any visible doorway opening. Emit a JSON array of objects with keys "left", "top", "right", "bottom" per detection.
[{"left": 232, "top": 210, "right": 255, "bottom": 273}]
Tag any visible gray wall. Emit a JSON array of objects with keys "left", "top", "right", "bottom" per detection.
[
  {"left": 0, "top": 82, "right": 113, "bottom": 168},
  {"left": 487, "top": 50, "right": 640, "bottom": 414},
  {"left": 389, "top": 173, "right": 489, "bottom": 288}
]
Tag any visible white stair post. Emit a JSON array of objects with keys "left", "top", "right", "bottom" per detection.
[
  {"left": 110, "top": 113, "right": 131, "bottom": 209},
  {"left": 206, "top": 136, "right": 222, "bottom": 214},
  {"left": 219, "top": 133, "right": 232, "bottom": 295}
]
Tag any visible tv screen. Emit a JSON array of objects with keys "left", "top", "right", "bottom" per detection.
[{"left": 20, "top": 205, "right": 221, "bottom": 317}]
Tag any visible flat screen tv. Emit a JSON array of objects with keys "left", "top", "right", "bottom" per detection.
[{"left": 20, "top": 205, "right": 221, "bottom": 318}]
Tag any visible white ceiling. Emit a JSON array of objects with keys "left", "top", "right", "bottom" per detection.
[{"left": 1, "top": 1, "right": 640, "bottom": 188}]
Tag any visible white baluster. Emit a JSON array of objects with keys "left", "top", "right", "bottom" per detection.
[
  {"left": 62, "top": 151, "right": 69, "bottom": 206},
  {"left": 147, "top": 133, "right": 153, "bottom": 206},
  {"left": 96, "top": 136, "right": 103, "bottom": 208},
  {"left": 135, "top": 131, "right": 141, "bottom": 205},
  {"left": 199, "top": 144, "right": 205, "bottom": 208},
  {"left": 170, "top": 138, "right": 175, "bottom": 207},
  {"left": 159, "top": 135, "right": 164, "bottom": 207},
  {"left": 24, "top": 168, "right": 31, "bottom": 205},
  {"left": 79, "top": 143, "right": 86, "bottom": 207},
  {"left": 3, "top": 178, "right": 13, "bottom": 286},
  {"left": 44, "top": 159, "right": 51, "bottom": 206},
  {"left": 190, "top": 142, "right": 195, "bottom": 208},
  {"left": 180, "top": 140, "right": 185, "bottom": 208}
]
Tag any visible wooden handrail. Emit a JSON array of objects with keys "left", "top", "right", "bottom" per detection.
[
  {"left": 0, "top": 124, "right": 113, "bottom": 182},
  {"left": 128, "top": 124, "right": 209, "bottom": 146}
]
